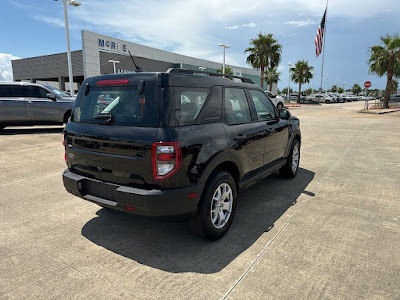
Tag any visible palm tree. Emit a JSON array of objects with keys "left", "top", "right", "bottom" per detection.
[
  {"left": 264, "top": 67, "right": 281, "bottom": 91},
  {"left": 290, "top": 60, "right": 314, "bottom": 103},
  {"left": 217, "top": 66, "right": 234, "bottom": 75},
  {"left": 352, "top": 84, "right": 362, "bottom": 95},
  {"left": 245, "top": 33, "right": 282, "bottom": 89},
  {"left": 368, "top": 33, "right": 400, "bottom": 108}
]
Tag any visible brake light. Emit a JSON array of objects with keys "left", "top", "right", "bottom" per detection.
[
  {"left": 152, "top": 142, "right": 182, "bottom": 180},
  {"left": 97, "top": 79, "right": 130, "bottom": 86}
]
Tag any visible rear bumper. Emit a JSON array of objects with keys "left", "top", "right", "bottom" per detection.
[{"left": 63, "top": 169, "right": 204, "bottom": 217}]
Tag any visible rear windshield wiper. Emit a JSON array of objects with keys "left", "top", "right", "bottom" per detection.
[{"left": 92, "top": 113, "right": 114, "bottom": 123}]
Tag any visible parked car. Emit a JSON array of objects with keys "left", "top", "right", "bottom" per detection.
[
  {"left": 390, "top": 94, "right": 400, "bottom": 102},
  {"left": 265, "top": 90, "right": 285, "bottom": 110},
  {"left": 0, "top": 82, "right": 75, "bottom": 131},
  {"left": 62, "top": 69, "right": 302, "bottom": 240},
  {"left": 311, "top": 94, "right": 334, "bottom": 104}
]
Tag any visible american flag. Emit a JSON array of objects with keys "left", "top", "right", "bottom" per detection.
[{"left": 315, "top": 8, "right": 327, "bottom": 57}]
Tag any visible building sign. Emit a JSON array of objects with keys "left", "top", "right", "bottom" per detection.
[{"left": 98, "top": 39, "right": 127, "bottom": 52}]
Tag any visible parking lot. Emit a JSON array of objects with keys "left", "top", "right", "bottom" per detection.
[{"left": 1, "top": 101, "right": 399, "bottom": 299}]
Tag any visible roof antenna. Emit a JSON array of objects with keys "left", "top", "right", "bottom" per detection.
[{"left": 128, "top": 50, "right": 143, "bottom": 72}]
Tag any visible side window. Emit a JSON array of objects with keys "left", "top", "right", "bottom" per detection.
[
  {"left": 175, "top": 88, "right": 209, "bottom": 126},
  {"left": 0, "top": 85, "right": 21, "bottom": 97},
  {"left": 25, "top": 86, "right": 48, "bottom": 98},
  {"left": 248, "top": 90, "right": 276, "bottom": 120},
  {"left": 224, "top": 88, "right": 251, "bottom": 125}
]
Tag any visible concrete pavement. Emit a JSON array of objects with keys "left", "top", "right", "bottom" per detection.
[{"left": 1, "top": 102, "right": 399, "bottom": 299}]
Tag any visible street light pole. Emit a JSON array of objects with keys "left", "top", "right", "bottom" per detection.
[
  {"left": 343, "top": 81, "right": 347, "bottom": 92},
  {"left": 54, "top": 0, "right": 81, "bottom": 97},
  {"left": 108, "top": 60, "right": 120, "bottom": 73},
  {"left": 218, "top": 44, "right": 230, "bottom": 76}
]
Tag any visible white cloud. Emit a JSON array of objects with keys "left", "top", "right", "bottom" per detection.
[
  {"left": 24, "top": 0, "right": 400, "bottom": 70},
  {"left": 0, "top": 53, "right": 20, "bottom": 82},
  {"left": 286, "top": 19, "right": 318, "bottom": 27},
  {"left": 225, "top": 23, "right": 257, "bottom": 30},
  {"left": 33, "top": 16, "right": 65, "bottom": 28}
]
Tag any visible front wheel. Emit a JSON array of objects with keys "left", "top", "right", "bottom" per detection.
[
  {"left": 325, "top": 100, "right": 330, "bottom": 104},
  {"left": 190, "top": 171, "right": 237, "bottom": 240},
  {"left": 280, "top": 139, "right": 300, "bottom": 178}
]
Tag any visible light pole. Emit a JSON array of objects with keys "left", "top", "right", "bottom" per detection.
[
  {"left": 343, "top": 82, "right": 347, "bottom": 92},
  {"left": 326, "top": 74, "right": 329, "bottom": 93},
  {"left": 108, "top": 60, "right": 120, "bottom": 73},
  {"left": 288, "top": 63, "right": 293, "bottom": 101},
  {"left": 218, "top": 44, "right": 230, "bottom": 76},
  {"left": 54, "top": 0, "right": 81, "bottom": 96}
]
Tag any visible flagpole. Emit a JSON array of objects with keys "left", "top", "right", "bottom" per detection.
[{"left": 319, "top": 0, "right": 328, "bottom": 92}]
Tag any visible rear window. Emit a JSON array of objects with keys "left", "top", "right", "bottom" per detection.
[
  {"left": 175, "top": 87, "right": 209, "bottom": 126},
  {"left": 72, "top": 86, "right": 158, "bottom": 127}
]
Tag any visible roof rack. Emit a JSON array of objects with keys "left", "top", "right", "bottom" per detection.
[{"left": 166, "top": 68, "right": 254, "bottom": 84}]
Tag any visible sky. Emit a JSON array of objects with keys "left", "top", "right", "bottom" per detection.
[{"left": 0, "top": 0, "right": 399, "bottom": 91}]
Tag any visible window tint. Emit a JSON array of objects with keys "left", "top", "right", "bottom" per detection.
[
  {"left": 0, "top": 85, "right": 21, "bottom": 97},
  {"left": 25, "top": 86, "right": 49, "bottom": 98},
  {"left": 224, "top": 88, "right": 251, "bottom": 125},
  {"left": 73, "top": 86, "right": 158, "bottom": 127},
  {"left": 248, "top": 90, "right": 276, "bottom": 120},
  {"left": 175, "top": 88, "right": 209, "bottom": 126}
]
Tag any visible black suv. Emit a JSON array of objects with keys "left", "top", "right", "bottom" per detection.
[{"left": 62, "top": 69, "right": 301, "bottom": 240}]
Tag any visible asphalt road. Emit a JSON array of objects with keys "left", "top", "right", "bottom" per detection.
[{"left": 1, "top": 102, "right": 399, "bottom": 299}]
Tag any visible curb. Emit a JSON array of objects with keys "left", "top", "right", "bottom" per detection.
[{"left": 358, "top": 109, "right": 400, "bottom": 114}]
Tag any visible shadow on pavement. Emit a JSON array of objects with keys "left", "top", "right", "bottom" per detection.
[
  {"left": 0, "top": 126, "right": 64, "bottom": 135},
  {"left": 81, "top": 168, "right": 315, "bottom": 274}
]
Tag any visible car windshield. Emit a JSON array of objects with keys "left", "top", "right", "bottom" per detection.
[{"left": 43, "top": 84, "right": 71, "bottom": 97}]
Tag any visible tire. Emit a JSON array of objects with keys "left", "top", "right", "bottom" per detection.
[
  {"left": 63, "top": 111, "right": 71, "bottom": 124},
  {"left": 277, "top": 102, "right": 283, "bottom": 111},
  {"left": 325, "top": 100, "right": 330, "bottom": 104},
  {"left": 280, "top": 139, "right": 300, "bottom": 179},
  {"left": 190, "top": 171, "right": 237, "bottom": 240}
]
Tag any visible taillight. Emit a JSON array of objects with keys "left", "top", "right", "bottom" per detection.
[{"left": 152, "top": 142, "right": 182, "bottom": 180}]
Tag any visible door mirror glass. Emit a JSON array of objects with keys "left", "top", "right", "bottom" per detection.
[
  {"left": 279, "top": 108, "right": 291, "bottom": 120},
  {"left": 47, "top": 93, "right": 56, "bottom": 100}
]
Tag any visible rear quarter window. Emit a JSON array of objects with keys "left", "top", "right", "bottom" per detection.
[{"left": 175, "top": 87, "right": 210, "bottom": 126}]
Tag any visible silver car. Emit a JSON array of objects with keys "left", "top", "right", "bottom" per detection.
[{"left": 0, "top": 82, "right": 75, "bottom": 131}]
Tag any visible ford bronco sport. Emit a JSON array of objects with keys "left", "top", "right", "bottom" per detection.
[{"left": 62, "top": 69, "right": 301, "bottom": 240}]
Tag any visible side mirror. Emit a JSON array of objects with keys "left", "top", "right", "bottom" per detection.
[
  {"left": 47, "top": 93, "right": 56, "bottom": 100},
  {"left": 271, "top": 94, "right": 276, "bottom": 98},
  {"left": 279, "top": 108, "right": 291, "bottom": 120},
  {"left": 137, "top": 80, "right": 145, "bottom": 96}
]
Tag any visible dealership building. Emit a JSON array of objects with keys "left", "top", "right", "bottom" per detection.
[{"left": 12, "top": 30, "right": 274, "bottom": 93}]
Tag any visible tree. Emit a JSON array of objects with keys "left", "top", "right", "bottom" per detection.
[
  {"left": 352, "top": 84, "right": 362, "bottom": 95},
  {"left": 281, "top": 87, "right": 293, "bottom": 96},
  {"left": 290, "top": 60, "right": 314, "bottom": 103},
  {"left": 330, "top": 85, "right": 338, "bottom": 92},
  {"left": 217, "top": 66, "right": 234, "bottom": 76},
  {"left": 392, "top": 79, "right": 399, "bottom": 93},
  {"left": 245, "top": 33, "right": 282, "bottom": 89},
  {"left": 338, "top": 87, "right": 344, "bottom": 93},
  {"left": 264, "top": 67, "right": 281, "bottom": 91},
  {"left": 303, "top": 88, "right": 313, "bottom": 95},
  {"left": 368, "top": 33, "right": 400, "bottom": 108}
]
